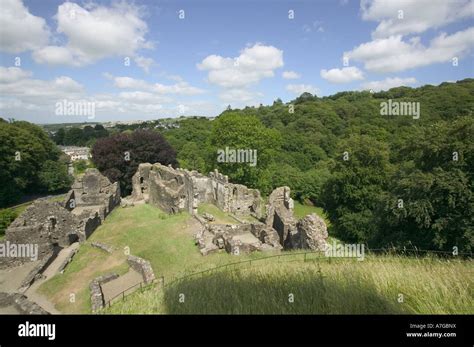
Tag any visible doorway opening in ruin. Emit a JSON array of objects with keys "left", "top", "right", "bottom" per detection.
[
  {"left": 141, "top": 187, "right": 145, "bottom": 194},
  {"left": 140, "top": 177, "right": 144, "bottom": 184},
  {"left": 68, "top": 234, "right": 79, "bottom": 244}
]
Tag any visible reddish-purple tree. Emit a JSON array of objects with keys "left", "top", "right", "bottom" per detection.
[{"left": 91, "top": 129, "right": 177, "bottom": 195}]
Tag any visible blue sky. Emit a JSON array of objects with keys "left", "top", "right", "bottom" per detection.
[{"left": 0, "top": 0, "right": 473, "bottom": 123}]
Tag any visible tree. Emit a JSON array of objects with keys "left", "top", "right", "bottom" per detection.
[
  {"left": 377, "top": 117, "right": 474, "bottom": 251},
  {"left": 322, "top": 135, "right": 391, "bottom": 243},
  {"left": 210, "top": 112, "right": 281, "bottom": 188},
  {"left": 64, "top": 127, "right": 84, "bottom": 146},
  {"left": 73, "top": 159, "right": 89, "bottom": 174},
  {"left": 54, "top": 128, "right": 66, "bottom": 145},
  {"left": 38, "top": 160, "right": 73, "bottom": 192},
  {"left": 0, "top": 121, "right": 70, "bottom": 207},
  {"left": 91, "top": 129, "right": 177, "bottom": 195},
  {"left": 178, "top": 142, "right": 208, "bottom": 174}
]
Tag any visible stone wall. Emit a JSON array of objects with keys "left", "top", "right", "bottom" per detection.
[
  {"left": 57, "top": 248, "right": 78, "bottom": 274},
  {"left": 127, "top": 255, "right": 155, "bottom": 284},
  {"left": 0, "top": 200, "right": 82, "bottom": 269},
  {"left": 0, "top": 169, "right": 121, "bottom": 269},
  {"left": 89, "top": 273, "right": 119, "bottom": 313},
  {"left": 68, "top": 168, "right": 121, "bottom": 211},
  {"left": 130, "top": 163, "right": 262, "bottom": 218},
  {"left": 130, "top": 164, "right": 327, "bottom": 256},
  {"left": 91, "top": 242, "right": 114, "bottom": 254},
  {"left": 195, "top": 221, "right": 283, "bottom": 256},
  {"left": 265, "top": 186, "right": 297, "bottom": 249},
  {"left": 265, "top": 187, "right": 328, "bottom": 251},
  {"left": 0, "top": 292, "right": 49, "bottom": 315},
  {"left": 292, "top": 214, "right": 328, "bottom": 251}
]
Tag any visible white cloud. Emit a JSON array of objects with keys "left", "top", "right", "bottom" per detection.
[
  {"left": 361, "top": 0, "right": 474, "bottom": 38},
  {"left": 112, "top": 76, "right": 150, "bottom": 90},
  {"left": 0, "top": 67, "right": 32, "bottom": 83},
  {"left": 0, "top": 67, "right": 215, "bottom": 121},
  {"left": 0, "top": 69, "right": 83, "bottom": 99},
  {"left": 219, "top": 89, "right": 263, "bottom": 104},
  {"left": 32, "top": 46, "right": 78, "bottom": 66},
  {"left": 118, "top": 91, "right": 172, "bottom": 104},
  {"left": 360, "top": 77, "right": 417, "bottom": 92},
  {"left": 0, "top": 0, "right": 50, "bottom": 54},
  {"left": 345, "top": 27, "right": 474, "bottom": 72},
  {"left": 153, "top": 82, "right": 204, "bottom": 95},
  {"left": 197, "top": 43, "right": 284, "bottom": 88},
  {"left": 30, "top": 1, "right": 153, "bottom": 68},
  {"left": 286, "top": 84, "right": 319, "bottom": 95},
  {"left": 282, "top": 70, "right": 301, "bottom": 79},
  {"left": 134, "top": 56, "right": 154, "bottom": 73},
  {"left": 110, "top": 75, "right": 205, "bottom": 95},
  {"left": 320, "top": 66, "right": 364, "bottom": 83},
  {"left": 0, "top": 67, "right": 85, "bottom": 116}
]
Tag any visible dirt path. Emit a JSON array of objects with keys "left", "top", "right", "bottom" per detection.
[
  {"left": 101, "top": 268, "right": 143, "bottom": 305},
  {"left": 24, "top": 243, "right": 80, "bottom": 314}
]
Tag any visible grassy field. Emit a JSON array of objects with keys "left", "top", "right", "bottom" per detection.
[
  {"left": 197, "top": 203, "right": 239, "bottom": 224},
  {"left": 37, "top": 244, "right": 128, "bottom": 313},
  {"left": 36, "top": 203, "right": 473, "bottom": 314},
  {"left": 107, "top": 254, "right": 473, "bottom": 314},
  {"left": 38, "top": 204, "right": 277, "bottom": 313}
]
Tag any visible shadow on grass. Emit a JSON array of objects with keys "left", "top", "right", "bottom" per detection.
[{"left": 162, "top": 268, "right": 409, "bottom": 314}]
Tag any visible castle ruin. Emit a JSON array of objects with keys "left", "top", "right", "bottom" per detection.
[
  {"left": 126, "top": 163, "right": 328, "bottom": 256},
  {"left": 0, "top": 169, "right": 120, "bottom": 269}
]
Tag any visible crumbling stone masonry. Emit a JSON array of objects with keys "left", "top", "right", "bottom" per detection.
[
  {"left": 0, "top": 292, "right": 49, "bottom": 315},
  {"left": 130, "top": 163, "right": 262, "bottom": 218},
  {"left": 265, "top": 186, "right": 328, "bottom": 251},
  {"left": 0, "top": 200, "right": 82, "bottom": 269},
  {"left": 128, "top": 163, "right": 327, "bottom": 256},
  {"left": 195, "top": 221, "right": 284, "bottom": 256},
  {"left": 90, "top": 273, "right": 120, "bottom": 313},
  {"left": 265, "top": 186, "right": 297, "bottom": 249},
  {"left": 0, "top": 169, "right": 120, "bottom": 269},
  {"left": 65, "top": 168, "right": 121, "bottom": 238},
  {"left": 194, "top": 186, "right": 328, "bottom": 255},
  {"left": 127, "top": 255, "right": 155, "bottom": 284},
  {"left": 91, "top": 242, "right": 114, "bottom": 254}
]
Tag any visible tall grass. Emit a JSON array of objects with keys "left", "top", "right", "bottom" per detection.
[{"left": 106, "top": 255, "right": 473, "bottom": 314}]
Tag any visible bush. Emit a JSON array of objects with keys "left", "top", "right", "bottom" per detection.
[{"left": 0, "top": 209, "right": 18, "bottom": 237}]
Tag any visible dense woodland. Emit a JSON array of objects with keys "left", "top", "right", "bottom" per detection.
[
  {"left": 160, "top": 79, "right": 474, "bottom": 252},
  {"left": 1, "top": 79, "right": 473, "bottom": 252}
]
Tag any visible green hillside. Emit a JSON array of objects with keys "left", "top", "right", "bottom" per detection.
[{"left": 37, "top": 204, "right": 473, "bottom": 314}]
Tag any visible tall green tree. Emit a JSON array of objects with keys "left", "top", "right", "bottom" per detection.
[{"left": 210, "top": 112, "right": 281, "bottom": 188}]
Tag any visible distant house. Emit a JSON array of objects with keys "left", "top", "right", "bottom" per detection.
[{"left": 60, "top": 146, "right": 90, "bottom": 162}]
